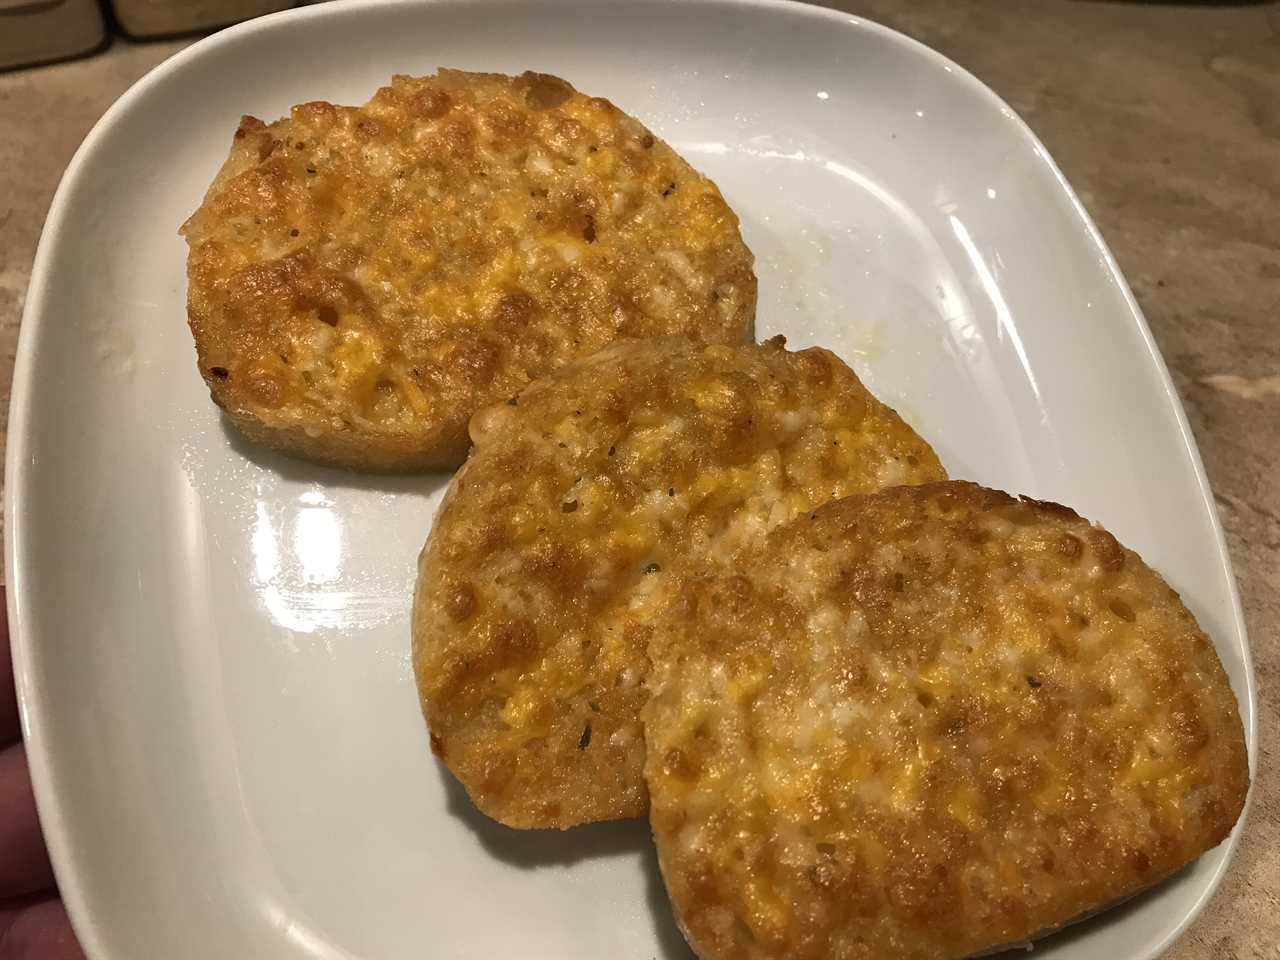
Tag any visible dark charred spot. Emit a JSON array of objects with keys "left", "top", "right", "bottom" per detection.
[
  {"left": 578, "top": 723, "right": 592, "bottom": 750},
  {"left": 522, "top": 71, "right": 574, "bottom": 110},
  {"left": 317, "top": 305, "right": 339, "bottom": 326},
  {"left": 661, "top": 182, "right": 677, "bottom": 197},
  {"left": 492, "top": 290, "right": 537, "bottom": 328},
  {"left": 1058, "top": 534, "right": 1083, "bottom": 561},
  {"left": 1090, "top": 530, "right": 1127, "bottom": 572},
  {"left": 1109, "top": 598, "right": 1137, "bottom": 622},
  {"left": 444, "top": 582, "right": 477, "bottom": 622},
  {"left": 1027, "top": 675, "right": 1043, "bottom": 689},
  {"left": 479, "top": 750, "right": 517, "bottom": 791},
  {"left": 1023, "top": 496, "right": 1081, "bottom": 522},
  {"left": 210, "top": 366, "right": 230, "bottom": 380},
  {"left": 641, "top": 133, "right": 655, "bottom": 148},
  {"left": 493, "top": 619, "right": 536, "bottom": 656},
  {"left": 409, "top": 89, "right": 452, "bottom": 119},
  {"left": 538, "top": 800, "right": 563, "bottom": 820}
]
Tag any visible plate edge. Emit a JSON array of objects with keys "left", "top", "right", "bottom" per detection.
[{"left": 3, "top": 3, "right": 1256, "bottom": 959}]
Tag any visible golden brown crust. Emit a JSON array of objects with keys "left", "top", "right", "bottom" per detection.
[
  {"left": 644, "top": 481, "right": 1249, "bottom": 960},
  {"left": 412, "top": 337, "right": 946, "bottom": 828},
  {"left": 182, "top": 70, "right": 756, "bottom": 471}
]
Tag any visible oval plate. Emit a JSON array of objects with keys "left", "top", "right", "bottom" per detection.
[{"left": 6, "top": 1, "right": 1255, "bottom": 958}]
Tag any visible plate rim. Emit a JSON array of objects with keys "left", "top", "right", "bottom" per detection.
[{"left": 5, "top": 1, "right": 1257, "bottom": 958}]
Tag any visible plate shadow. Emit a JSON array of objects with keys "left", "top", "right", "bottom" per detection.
[
  {"left": 219, "top": 414, "right": 454, "bottom": 498},
  {"left": 985, "top": 862, "right": 1196, "bottom": 957},
  {"left": 441, "top": 772, "right": 693, "bottom": 958}
]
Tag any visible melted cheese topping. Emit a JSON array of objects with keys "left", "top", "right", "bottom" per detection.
[
  {"left": 644, "top": 482, "right": 1248, "bottom": 960},
  {"left": 182, "top": 70, "right": 755, "bottom": 470},
  {"left": 412, "top": 337, "right": 946, "bottom": 828}
]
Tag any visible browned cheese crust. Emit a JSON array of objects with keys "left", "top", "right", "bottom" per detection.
[
  {"left": 181, "top": 70, "right": 756, "bottom": 471},
  {"left": 644, "top": 481, "right": 1249, "bottom": 960},
  {"left": 412, "top": 337, "right": 946, "bottom": 828}
]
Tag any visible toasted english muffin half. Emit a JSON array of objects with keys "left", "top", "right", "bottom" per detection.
[
  {"left": 182, "top": 70, "right": 755, "bottom": 471},
  {"left": 412, "top": 336, "right": 945, "bottom": 828},
  {"left": 644, "top": 481, "right": 1248, "bottom": 960}
]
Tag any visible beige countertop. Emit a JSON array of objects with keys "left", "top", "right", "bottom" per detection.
[{"left": 0, "top": 2, "right": 1275, "bottom": 957}]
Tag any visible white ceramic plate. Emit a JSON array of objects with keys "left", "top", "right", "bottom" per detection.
[{"left": 8, "top": 1, "right": 1255, "bottom": 958}]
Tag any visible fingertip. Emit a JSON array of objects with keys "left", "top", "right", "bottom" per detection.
[
  {"left": 0, "top": 588, "right": 18, "bottom": 747},
  {"left": 0, "top": 897, "right": 87, "bottom": 960},
  {"left": 0, "top": 744, "right": 55, "bottom": 899}
]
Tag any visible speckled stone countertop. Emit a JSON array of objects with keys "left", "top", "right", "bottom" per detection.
[{"left": 0, "top": 2, "right": 1275, "bottom": 957}]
